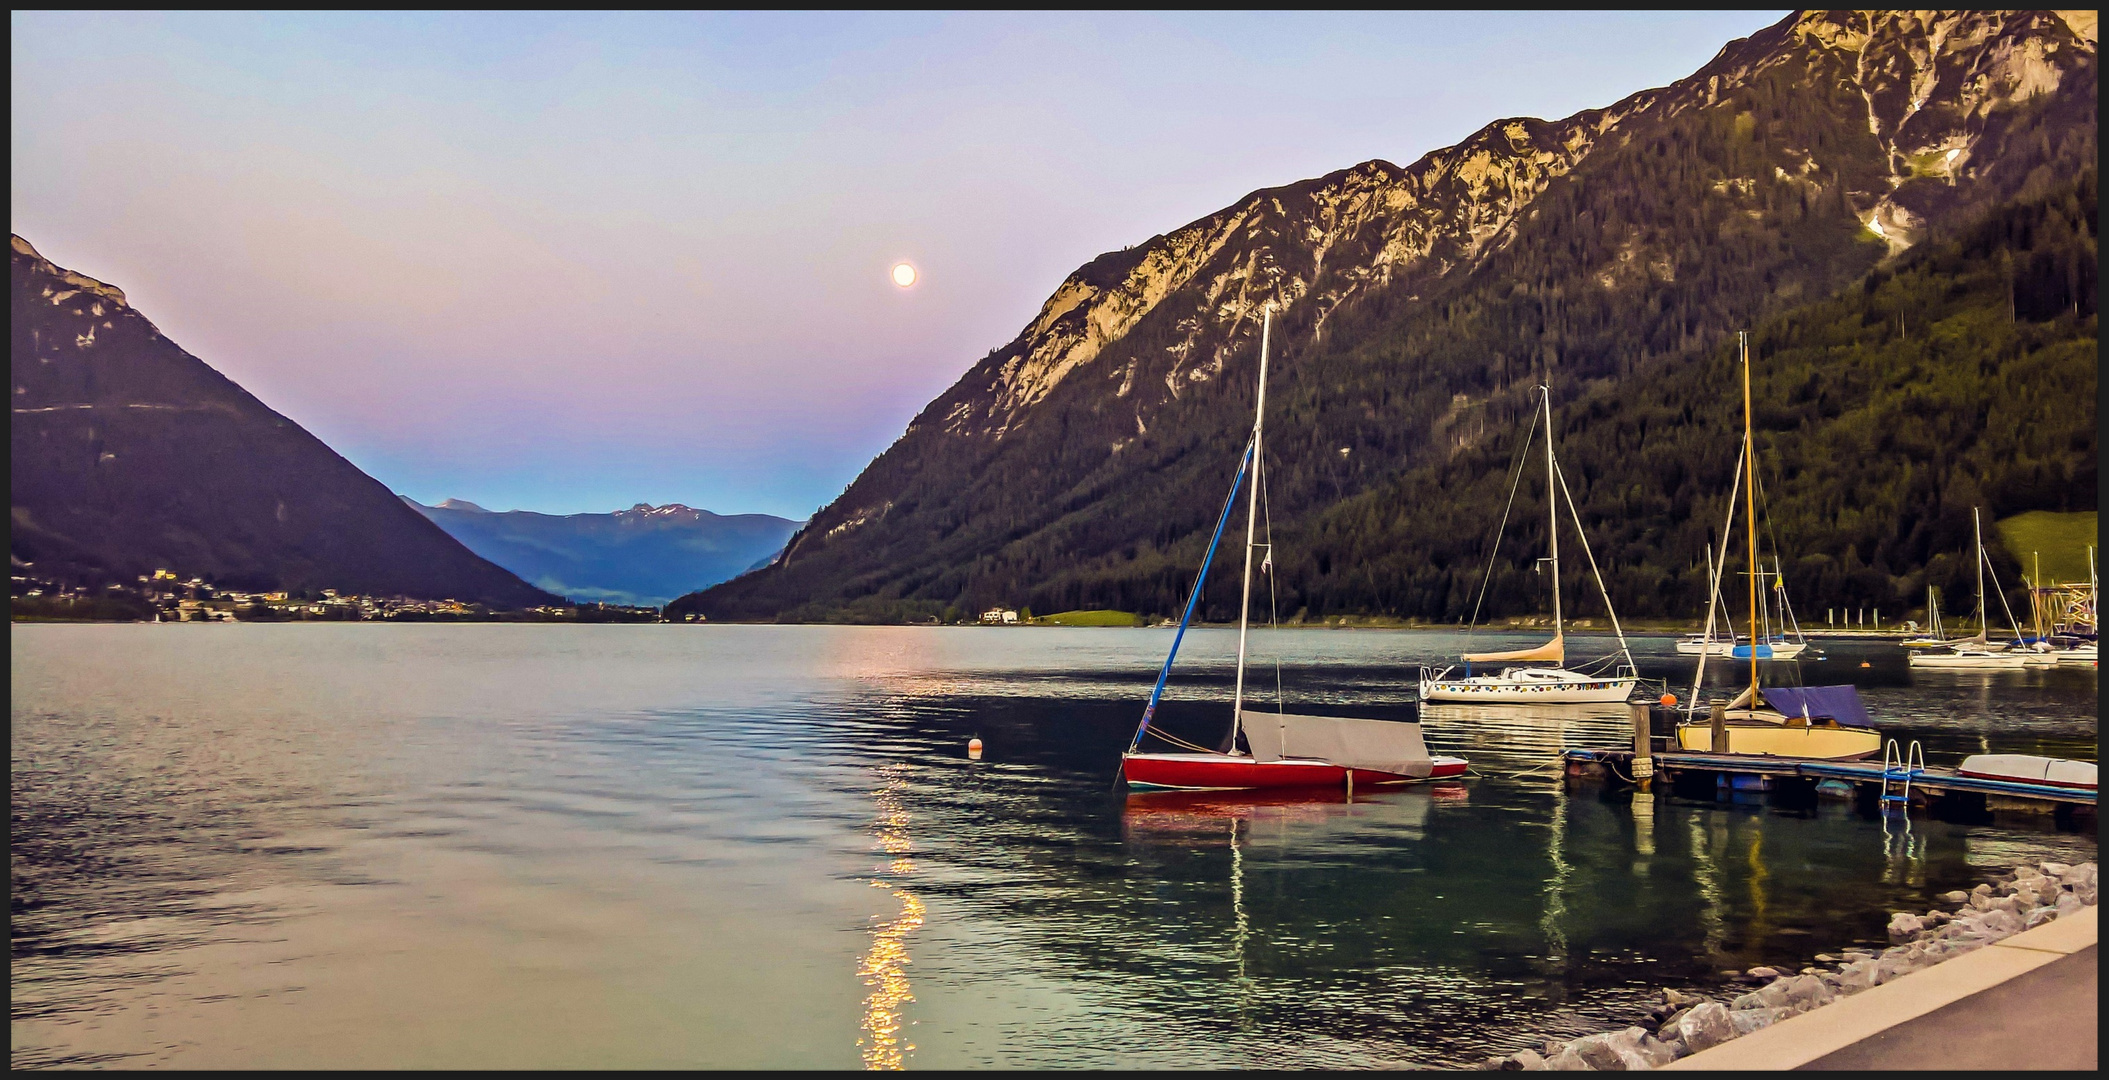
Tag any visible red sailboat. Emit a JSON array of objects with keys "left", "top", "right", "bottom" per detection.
[{"left": 1118, "top": 303, "right": 1468, "bottom": 792}]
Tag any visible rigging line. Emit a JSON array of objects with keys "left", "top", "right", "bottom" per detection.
[
  {"left": 1143, "top": 725, "right": 1220, "bottom": 754},
  {"left": 1691, "top": 432, "right": 1747, "bottom": 718},
  {"left": 1259, "top": 443, "right": 1285, "bottom": 716},
  {"left": 1128, "top": 433, "right": 1256, "bottom": 753},
  {"left": 1749, "top": 450, "right": 1797, "bottom": 641},
  {"left": 1550, "top": 458, "right": 1635, "bottom": 671},
  {"left": 1463, "top": 401, "right": 1543, "bottom": 644},
  {"left": 1981, "top": 543, "right": 2029, "bottom": 641}
]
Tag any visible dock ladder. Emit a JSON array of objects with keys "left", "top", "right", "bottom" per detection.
[{"left": 1880, "top": 739, "right": 1926, "bottom": 810}]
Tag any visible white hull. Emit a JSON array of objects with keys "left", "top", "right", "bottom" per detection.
[
  {"left": 1907, "top": 650, "right": 2031, "bottom": 669},
  {"left": 1420, "top": 669, "right": 1636, "bottom": 703},
  {"left": 2055, "top": 645, "right": 2098, "bottom": 666},
  {"left": 1675, "top": 639, "right": 1808, "bottom": 658}
]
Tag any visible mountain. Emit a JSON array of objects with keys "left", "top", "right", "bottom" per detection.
[
  {"left": 679, "top": 10, "right": 2097, "bottom": 624},
  {"left": 10, "top": 236, "right": 560, "bottom": 608},
  {"left": 405, "top": 499, "right": 800, "bottom": 607}
]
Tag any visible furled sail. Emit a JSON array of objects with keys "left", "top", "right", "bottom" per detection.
[
  {"left": 1461, "top": 634, "right": 1563, "bottom": 664},
  {"left": 1241, "top": 712, "right": 1435, "bottom": 777}
]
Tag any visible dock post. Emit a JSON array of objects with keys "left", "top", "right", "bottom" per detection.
[
  {"left": 1630, "top": 702, "right": 1653, "bottom": 791},
  {"left": 1710, "top": 702, "right": 1728, "bottom": 753}
]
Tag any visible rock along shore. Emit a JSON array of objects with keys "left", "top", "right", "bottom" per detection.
[{"left": 1484, "top": 860, "right": 2099, "bottom": 1071}]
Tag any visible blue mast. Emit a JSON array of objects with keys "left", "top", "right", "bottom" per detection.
[{"left": 1126, "top": 435, "right": 1255, "bottom": 753}]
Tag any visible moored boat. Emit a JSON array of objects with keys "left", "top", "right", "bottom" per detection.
[
  {"left": 1673, "top": 684, "right": 1882, "bottom": 759},
  {"left": 1956, "top": 754, "right": 2098, "bottom": 790},
  {"left": 1908, "top": 508, "right": 2034, "bottom": 670},
  {"left": 1675, "top": 333, "right": 1880, "bottom": 760},
  {"left": 1420, "top": 385, "right": 1638, "bottom": 705},
  {"left": 1676, "top": 634, "right": 1808, "bottom": 658},
  {"left": 1117, "top": 305, "right": 1467, "bottom": 792},
  {"left": 2055, "top": 641, "right": 2098, "bottom": 666}
]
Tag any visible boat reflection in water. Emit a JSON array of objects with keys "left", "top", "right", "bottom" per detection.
[
  {"left": 858, "top": 763, "right": 924, "bottom": 1071},
  {"left": 1416, "top": 700, "right": 1633, "bottom": 765}
]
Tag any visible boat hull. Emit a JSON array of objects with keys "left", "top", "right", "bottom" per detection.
[
  {"left": 1674, "top": 722, "right": 1881, "bottom": 759},
  {"left": 1907, "top": 652, "right": 2031, "bottom": 669},
  {"left": 1420, "top": 676, "right": 1636, "bottom": 703},
  {"left": 1675, "top": 640, "right": 1808, "bottom": 658},
  {"left": 1957, "top": 754, "right": 2097, "bottom": 790},
  {"left": 1121, "top": 752, "right": 1468, "bottom": 791}
]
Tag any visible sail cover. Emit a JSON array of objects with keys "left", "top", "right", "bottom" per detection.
[
  {"left": 1462, "top": 634, "right": 1564, "bottom": 664},
  {"left": 1242, "top": 711, "right": 1435, "bottom": 777},
  {"left": 1760, "top": 686, "right": 1871, "bottom": 727}
]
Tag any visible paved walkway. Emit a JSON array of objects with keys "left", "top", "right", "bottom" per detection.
[
  {"left": 1800, "top": 945, "right": 2096, "bottom": 1070},
  {"left": 1667, "top": 906, "right": 2097, "bottom": 1071}
]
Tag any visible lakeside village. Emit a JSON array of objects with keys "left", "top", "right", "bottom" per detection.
[{"left": 9, "top": 569, "right": 661, "bottom": 623}]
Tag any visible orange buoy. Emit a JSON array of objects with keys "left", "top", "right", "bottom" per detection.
[
  {"left": 1659, "top": 693, "right": 1678, "bottom": 708},
  {"left": 1860, "top": 661, "right": 1871, "bottom": 668},
  {"left": 967, "top": 737, "right": 983, "bottom": 759}
]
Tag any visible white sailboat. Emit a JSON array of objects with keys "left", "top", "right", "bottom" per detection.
[
  {"left": 1899, "top": 586, "right": 1951, "bottom": 649},
  {"left": 1674, "top": 550, "right": 1810, "bottom": 659},
  {"left": 1908, "top": 508, "right": 2030, "bottom": 669},
  {"left": 1420, "top": 386, "right": 1638, "bottom": 705}
]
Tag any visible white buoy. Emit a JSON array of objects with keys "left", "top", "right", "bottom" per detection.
[{"left": 967, "top": 738, "right": 983, "bottom": 760}]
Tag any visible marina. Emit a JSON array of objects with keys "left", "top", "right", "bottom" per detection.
[{"left": 1564, "top": 747, "right": 2097, "bottom": 811}]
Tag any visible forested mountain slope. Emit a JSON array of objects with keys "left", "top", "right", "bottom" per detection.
[
  {"left": 680, "top": 10, "right": 2096, "bottom": 624},
  {"left": 10, "top": 237, "right": 560, "bottom": 607},
  {"left": 1297, "top": 172, "right": 2096, "bottom": 624}
]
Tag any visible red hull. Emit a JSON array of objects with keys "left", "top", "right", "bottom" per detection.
[{"left": 1122, "top": 752, "right": 1468, "bottom": 791}]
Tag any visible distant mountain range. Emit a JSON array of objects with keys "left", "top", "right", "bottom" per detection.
[
  {"left": 11, "top": 235, "right": 558, "bottom": 608},
  {"left": 406, "top": 498, "right": 800, "bottom": 607},
  {"left": 682, "top": 10, "right": 2097, "bottom": 624}
]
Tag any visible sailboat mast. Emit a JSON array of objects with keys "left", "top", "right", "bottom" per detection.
[
  {"left": 1544, "top": 386, "right": 1562, "bottom": 637},
  {"left": 1231, "top": 305, "right": 1272, "bottom": 730},
  {"left": 1741, "top": 332, "right": 1759, "bottom": 697},
  {"left": 1974, "top": 507, "right": 1987, "bottom": 639},
  {"left": 2034, "top": 552, "right": 2044, "bottom": 641}
]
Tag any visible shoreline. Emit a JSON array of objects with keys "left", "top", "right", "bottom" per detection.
[
  {"left": 1487, "top": 860, "right": 2100, "bottom": 1070},
  {"left": 6, "top": 615, "right": 1932, "bottom": 638}
]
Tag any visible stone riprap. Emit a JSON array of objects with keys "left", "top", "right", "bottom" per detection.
[{"left": 1484, "top": 860, "right": 2098, "bottom": 1070}]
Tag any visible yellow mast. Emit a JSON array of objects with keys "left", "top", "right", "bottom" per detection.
[{"left": 1742, "top": 332, "right": 1759, "bottom": 700}]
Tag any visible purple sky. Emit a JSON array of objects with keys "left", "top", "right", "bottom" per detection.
[{"left": 12, "top": 11, "right": 1785, "bottom": 518}]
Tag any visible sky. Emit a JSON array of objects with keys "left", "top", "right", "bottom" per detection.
[{"left": 12, "top": 11, "right": 1787, "bottom": 519}]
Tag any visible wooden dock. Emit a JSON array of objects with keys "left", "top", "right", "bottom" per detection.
[{"left": 1564, "top": 747, "right": 2097, "bottom": 818}]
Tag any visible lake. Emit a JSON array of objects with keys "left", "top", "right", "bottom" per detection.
[{"left": 10, "top": 624, "right": 2097, "bottom": 1068}]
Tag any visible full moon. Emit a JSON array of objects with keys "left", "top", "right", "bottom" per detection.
[{"left": 891, "top": 262, "right": 917, "bottom": 288}]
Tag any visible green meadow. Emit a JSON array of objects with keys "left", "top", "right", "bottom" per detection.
[
  {"left": 1037, "top": 609, "right": 1145, "bottom": 627},
  {"left": 1994, "top": 510, "right": 2099, "bottom": 584}
]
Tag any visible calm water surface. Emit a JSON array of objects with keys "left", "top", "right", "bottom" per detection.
[{"left": 11, "top": 625, "right": 2097, "bottom": 1068}]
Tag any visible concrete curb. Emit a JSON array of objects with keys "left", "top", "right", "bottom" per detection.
[{"left": 1661, "top": 905, "right": 2097, "bottom": 1070}]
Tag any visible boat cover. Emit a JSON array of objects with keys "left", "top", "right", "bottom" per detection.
[
  {"left": 1462, "top": 634, "right": 1563, "bottom": 664},
  {"left": 1760, "top": 685, "right": 1870, "bottom": 727},
  {"left": 1241, "top": 711, "right": 1435, "bottom": 777}
]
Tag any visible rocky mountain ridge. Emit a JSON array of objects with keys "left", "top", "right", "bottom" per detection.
[
  {"left": 688, "top": 9, "right": 2096, "bottom": 623},
  {"left": 920, "top": 9, "right": 2093, "bottom": 452}
]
